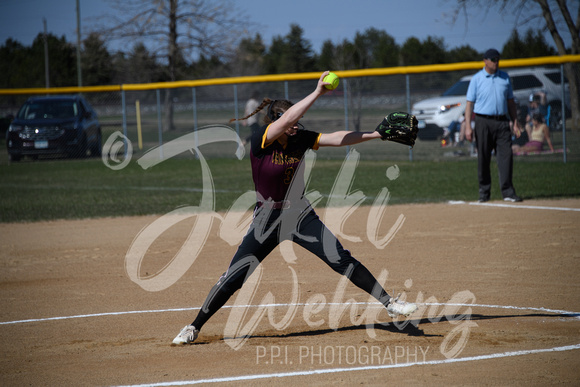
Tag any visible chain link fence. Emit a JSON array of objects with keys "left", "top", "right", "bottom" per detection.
[{"left": 1, "top": 58, "right": 578, "bottom": 163}]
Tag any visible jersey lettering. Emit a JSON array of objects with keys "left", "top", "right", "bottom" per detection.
[{"left": 284, "top": 167, "right": 295, "bottom": 184}]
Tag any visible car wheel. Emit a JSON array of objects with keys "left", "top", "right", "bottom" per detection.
[
  {"left": 9, "top": 153, "right": 21, "bottom": 162},
  {"left": 72, "top": 134, "right": 88, "bottom": 158}
]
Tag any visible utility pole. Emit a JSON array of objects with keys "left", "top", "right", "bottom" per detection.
[
  {"left": 43, "top": 18, "right": 50, "bottom": 89},
  {"left": 76, "top": 0, "right": 82, "bottom": 87}
]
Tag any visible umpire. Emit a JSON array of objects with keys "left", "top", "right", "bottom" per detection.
[{"left": 464, "top": 48, "right": 523, "bottom": 203}]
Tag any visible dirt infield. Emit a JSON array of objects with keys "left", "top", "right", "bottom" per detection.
[{"left": 1, "top": 199, "right": 579, "bottom": 386}]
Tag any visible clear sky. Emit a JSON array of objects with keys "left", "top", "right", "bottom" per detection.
[{"left": 0, "top": 0, "right": 575, "bottom": 56}]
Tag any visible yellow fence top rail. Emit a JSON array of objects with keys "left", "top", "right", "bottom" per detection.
[{"left": 1, "top": 55, "right": 578, "bottom": 95}]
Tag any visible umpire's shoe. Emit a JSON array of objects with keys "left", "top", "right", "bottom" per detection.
[
  {"left": 172, "top": 325, "right": 199, "bottom": 345},
  {"left": 386, "top": 294, "right": 418, "bottom": 318},
  {"left": 503, "top": 194, "right": 523, "bottom": 202}
]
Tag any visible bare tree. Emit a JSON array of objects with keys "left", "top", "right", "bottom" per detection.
[
  {"left": 448, "top": 0, "right": 580, "bottom": 130},
  {"left": 92, "top": 0, "right": 248, "bottom": 131}
]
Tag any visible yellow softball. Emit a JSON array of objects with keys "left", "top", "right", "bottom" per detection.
[{"left": 323, "top": 72, "right": 340, "bottom": 90}]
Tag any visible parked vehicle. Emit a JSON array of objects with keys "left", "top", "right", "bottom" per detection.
[
  {"left": 412, "top": 67, "right": 570, "bottom": 140},
  {"left": 6, "top": 96, "right": 102, "bottom": 162}
]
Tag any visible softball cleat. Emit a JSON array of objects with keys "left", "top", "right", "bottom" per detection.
[
  {"left": 172, "top": 325, "right": 199, "bottom": 345},
  {"left": 386, "top": 294, "right": 418, "bottom": 318}
]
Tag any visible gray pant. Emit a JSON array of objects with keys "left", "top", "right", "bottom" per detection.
[{"left": 474, "top": 115, "right": 517, "bottom": 199}]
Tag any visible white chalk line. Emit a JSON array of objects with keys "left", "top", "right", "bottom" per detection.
[
  {"left": 114, "top": 343, "right": 580, "bottom": 387},
  {"left": 448, "top": 200, "right": 580, "bottom": 212},
  {"left": 4, "top": 302, "right": 578, "bottom": 386},
  {"left": 2, "top": 302, "right": 578, "bottom": 326}
]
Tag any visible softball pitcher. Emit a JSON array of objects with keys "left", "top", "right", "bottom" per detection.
[{"left": 173, "top": 71, "right": 418, "bottom": 345}]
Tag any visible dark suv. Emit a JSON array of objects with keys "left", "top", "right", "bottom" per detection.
[{"left": 6, "top": 96, "right": 102, "bottom": 162}]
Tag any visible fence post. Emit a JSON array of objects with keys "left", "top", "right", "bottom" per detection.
[
  {"left": 343, "top": 78, "right": 350, "bottom": 155},
  {"left": 343, "top": 78, "right": 349, "bottom": 131},
  {"left": 122, "top": 89, "right": 128, "bottom": 159},
  {"left": 192, "top": 87, "right": 198, "bottom": 154},
  {"left": 406, "top": 74, "right": 413, "bottom": 162},
  {"left": 561, "top": 64, "right": 567, "bottom": 164},
  {"left": 156, "top": 89, "right": 163, "bottom": 160},
  {"left": 233, "top": 84, "right": 239, "bottom": 137}
]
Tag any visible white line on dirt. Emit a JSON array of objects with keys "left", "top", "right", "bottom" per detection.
[
  {"left": 1, "top": 302, "right": 578, "bottom": 325},
  {"left": 3, "top": 303, "right": 578, "bottom": 385},
  {"left": 115, "top": 343, "right": 580, "bottom": 386},
  {"left": 448, "top": 200, "right": 580, "bottom": 211}
]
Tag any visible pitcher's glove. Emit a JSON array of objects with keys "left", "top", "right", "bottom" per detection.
[{"left": 375, "top": 112, "right": 419, "bottom": 147}]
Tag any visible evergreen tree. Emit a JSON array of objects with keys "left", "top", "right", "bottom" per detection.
[
  {"left": 501, "top": 29, "right": 527, "bottom": 59},
  {"left": 82, "top": 33, "right": 114, "bottom": 86},
  {"left": 0, "top": 39, "right": 27, "bottom": 88},
  {"left": 400, "top": 37, "right": 423, "bottom": 66},
  {"left": 31, "top": 33, "right": 76, "bottom": 87},
  {"left": 353, "top": 28, "right": 399, "bottom": 68},
  {"left": 401, "top": 36, "right": 447, "bottom": 65},
  {"left": 0, "top": 34, "right": 76, "bottom": 88},
  {"left": 448, "top": 45, "right": 481, "bottom": 62},
  {"left": 317, "top": 40, "right": 336, "bottom": 71},
  {"left": 262, "top": 36, "right": 282, "bottom": 74},
  {"left": 279, "top": 24, "right": 316, "bottom": 74},
  {"left": 229, "top": 33, "right": 266, "bottom": 76},
  {"left": 502, "top": 28, "right": 557, "bottom": 58}
]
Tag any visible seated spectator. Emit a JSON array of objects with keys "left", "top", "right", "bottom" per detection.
[
  {"left": 513, "top": 113, "right": 554, "bottom": 154},
  {"left": 525, "top": 91, "right": 548, "bottom": 132},
  {"left": 442, "top": 118, "right": 460, "bottom": 147}
]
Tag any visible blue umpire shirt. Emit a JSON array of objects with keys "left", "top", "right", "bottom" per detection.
[{"left": 466, "top": 67, "right": 514, "bottom": 116}]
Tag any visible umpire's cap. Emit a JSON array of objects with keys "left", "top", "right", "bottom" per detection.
[{"left": 484, "top": 48, "right": 500, "bottom": 59}]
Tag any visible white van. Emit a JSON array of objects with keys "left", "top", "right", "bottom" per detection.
[{"left": 412, "top": 67, "right": 570, "bottom": 140}]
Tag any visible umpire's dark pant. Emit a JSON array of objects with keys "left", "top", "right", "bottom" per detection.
[{"left": 474, "top": 115, "right": 517, "bottom": 199}]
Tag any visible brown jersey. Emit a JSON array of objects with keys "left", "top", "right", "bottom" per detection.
[{"left": 250, "top": 124, "right": 321, "bottom": 202}]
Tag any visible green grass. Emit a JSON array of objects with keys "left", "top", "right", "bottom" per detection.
[{"left": 1, "top": 153, "right": 579, "bottom": 223}]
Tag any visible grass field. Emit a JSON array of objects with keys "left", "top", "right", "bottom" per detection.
[
  {"left": 1, "top": 140, "right": 579, "bottom": 222},
  {"left": 2, "top": 110, "right": 579, "bottom": 223}
]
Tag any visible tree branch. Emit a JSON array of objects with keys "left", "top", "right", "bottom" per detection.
[
  {"left": 534, "top": 0, "right": 567, "bottom": 54},
  {"left": 555, "top": 0, "right": 579, "bottom": 53}
]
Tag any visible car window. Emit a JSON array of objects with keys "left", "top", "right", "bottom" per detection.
[
  {"left": 544, "top": 72, "right": 568, "bottom": 85},
  {"left": 17, "top": 100, "right": 79, "bottom": 120},
  {"left": 78, "top": 100, "right": 87, "bottom": 115},
  {"left": 510, "top": 75, "right": 543, "bottom": 90},
  {"left": 442, "top": 80, "right": 470, "bottom": 96},
  {"left": 80, "top": 99, "right": 94, "bottom": 117}
]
